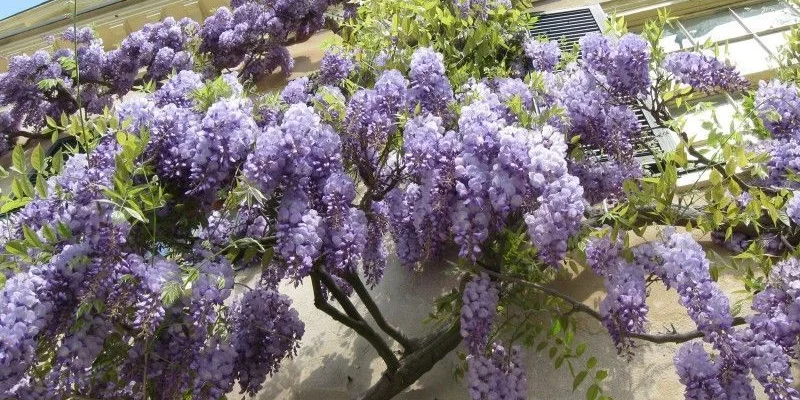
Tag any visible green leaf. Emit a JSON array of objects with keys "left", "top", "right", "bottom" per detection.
[
  {"left": 35, "top": 174, "right": 47, "bottom": 198},
  {"left": 184, "top": 266, "right": 200, "bottom": 284},
  {"left": 46, "top": 115, "right": 59, "bottom": 129},
  {"left": 30, "top": 144, "right": 45, "bottom": 172},
  {"left": 161, "top": 281, "right": 183, "bottom": 306},
  {"left": 4, "top": 241, "right": 27, "bottom": 257},
  {"left": 595, "top": 370, "right": 608, "bottom": 381},
  {"left": 535, "top": 341, "right": 548, "bottom": 352},
  {"left": 575, "top": 343, "right": 587, "bottom": 357},
  {"left": 41, "top": 224, "right": 57, "bottom": 243},
  {"left": 674, "top": 143, "right": 688, "bottom": 167},
  {"left": 586, "top": 357, "right": 597, "bottom": 369},
  {"left": 573, "top": 371, "right": 588, "bottom": 391},
  {"left": 22, "top": 225, "right": 43, "bottom": 248},
  {"left": 0, "top": 197, "right": 30, "bottom": 213},
  {"left": 52, "top": 149, "right": 64, "bottom": 174},
  {"left": 550, "top": 318, "right": 562, "bottom": 335},
  {"left": 11, "top": 145, "right": 25, "bottom": 173},
  {"left": 123, "top": 205, "right": 148, "bottom": 224},
  {"left": 37, "top": 78, "right": 59, "bottom": 91},
  {"left": 76, "top": 301, "right": 93, "bottom": 319},
  {"left": 586, "top": 384, "right": 600, "bottom": 400},
  {"left": 57, "top": 222, "right": 73, "bottom": 239}
]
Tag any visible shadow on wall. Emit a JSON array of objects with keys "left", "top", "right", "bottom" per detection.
[
  {"left": 253, "top": 31, "right": 333, "bottom": 92},
  {"left": 244, "top": 252, "right": 464, "bottom": 400}
]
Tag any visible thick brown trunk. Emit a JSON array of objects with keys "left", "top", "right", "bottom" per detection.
[{"left": 358, "top": 321, "right": 462, "bottom": 400}]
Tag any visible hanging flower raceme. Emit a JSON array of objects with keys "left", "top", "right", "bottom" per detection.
[{"left": 586, "top": 235, "right": 649, "bottom": 353}]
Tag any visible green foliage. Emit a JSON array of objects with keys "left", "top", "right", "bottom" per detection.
[
  {"left": 191, "top": 75, "right": 236, "bottom": 112},
  {"left": 778, "top": 0, "right": 800, "bottom": 84},
  {"left": 341, "top": 0, "right": 536, "bottom": 88}
]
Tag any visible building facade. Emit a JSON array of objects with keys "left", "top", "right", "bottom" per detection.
[{"left": 0, "top": 1, "right": 797, "bottom": 399}]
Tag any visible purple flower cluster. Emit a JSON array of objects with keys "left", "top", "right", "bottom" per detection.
[
  {"left": 153, "top": 69, "right": 204, "bottom": 107},
  {"left": 656, "top": 230, "right": 734, "bottom": 339},
  {"left": 524, "top": 174, "right": 585, "bottom": 266},
  {"left": 674, "top": 342, "right": 728, "bottom": 399},
  {"left": 230, "top": 288, "right": 304, "bottom": 395},
  {"left": 409, "top": 47, "right": 454, "bottom": 118},
  {"left": 321, "top": 173, "right": 368, "bottom": 274},
  {"left": 580, "top": 33, "right": 651, "bottom": 97},
  {"left": 0, "top": 273, "right": 53, "bottom": 393},
  {"left": 0, "top": 50, "right": 78, "bottom": 130},
  {"left": 281, "top": 77, "right": 312, "bottom": 104},
  {"left": 385, "top": 185, "right": 423, "bottom": 268},
  {"left": 362, "top": 201, "right": 389, "bottom": 286},
  {"left": 586, "top": 235, "right": 648, "bottom": 352},
  {"left": 451, "top": 94, "right": 506, "bottom": 259},
  {"left": 117, "top": 75, "right": 256, "bottom": 198},
  {"left": 200, "top": 0, "right": 338, "bottom": 80},
  {"left": 103, "top": 17, "right": 197, "bottom": 93},
  {"left": 192, "top": 337, "right": 237, "bottom": 399},
  {"left": 522, "top": 39, "right": 561, "bottom": 72},
  {"left": 400, "top": 114, "right": 459, "bottom": 261},
  {"left": 710, "top": 231, "right": 753, "bottom": 254},
  {"left": 663, "top": 52, "right": 750, "bottom": 94},
  {"left": 460, "top": 273, "right": 500, "bottom": 354},
  {"left": 740, "top": 258, "right": 800, "bottom": 398},
  {"left": 786, "top": 191, "right": 800, "bottom": 224},
  {"left": 555, "top": 68, "right": 640, "bottom": 161},
  {"left": 569, "top": 158, "right": 642, "bottom": 204},
  {"left": 755, "top": 80, "right": 800, "bottom": 140},
  {"left": 0, "top": 111, "right": 18, "bottom": 156},
  {"left": 275, "top": 189, "right": 325, "bottom": 284},
  {"left": 318, "top": 47, "right": 356, "bottom": 86},
  {"left": 370, "top": 61, "right": 584, "bottom": 267},
  {"left": 466, "top": 342, "right": 527, "bottom": 400},
  {"left": 632, "top": 229, "right": 800, "bottom": 399},
  {"left": 757, "top": 138, "right": 800, "bottom": 188},
  {"left": 0, "top": 0, "right": 343, "bottom": 151}
]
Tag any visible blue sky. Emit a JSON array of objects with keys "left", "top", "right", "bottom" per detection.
[{"left": 0, "top": 0, "right": 49, "bottom": 20}]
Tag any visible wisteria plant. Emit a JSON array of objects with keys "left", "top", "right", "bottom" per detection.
[{"left": 2, "top": 0, "right": 800, "bottom": 399}]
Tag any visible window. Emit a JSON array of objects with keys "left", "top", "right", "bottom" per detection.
[
  {"left": 638, "top": 0, "right": 800, "bottom": 187},
  {"left": 658, "top": 0, "right": 800, "bottom": 78}
]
